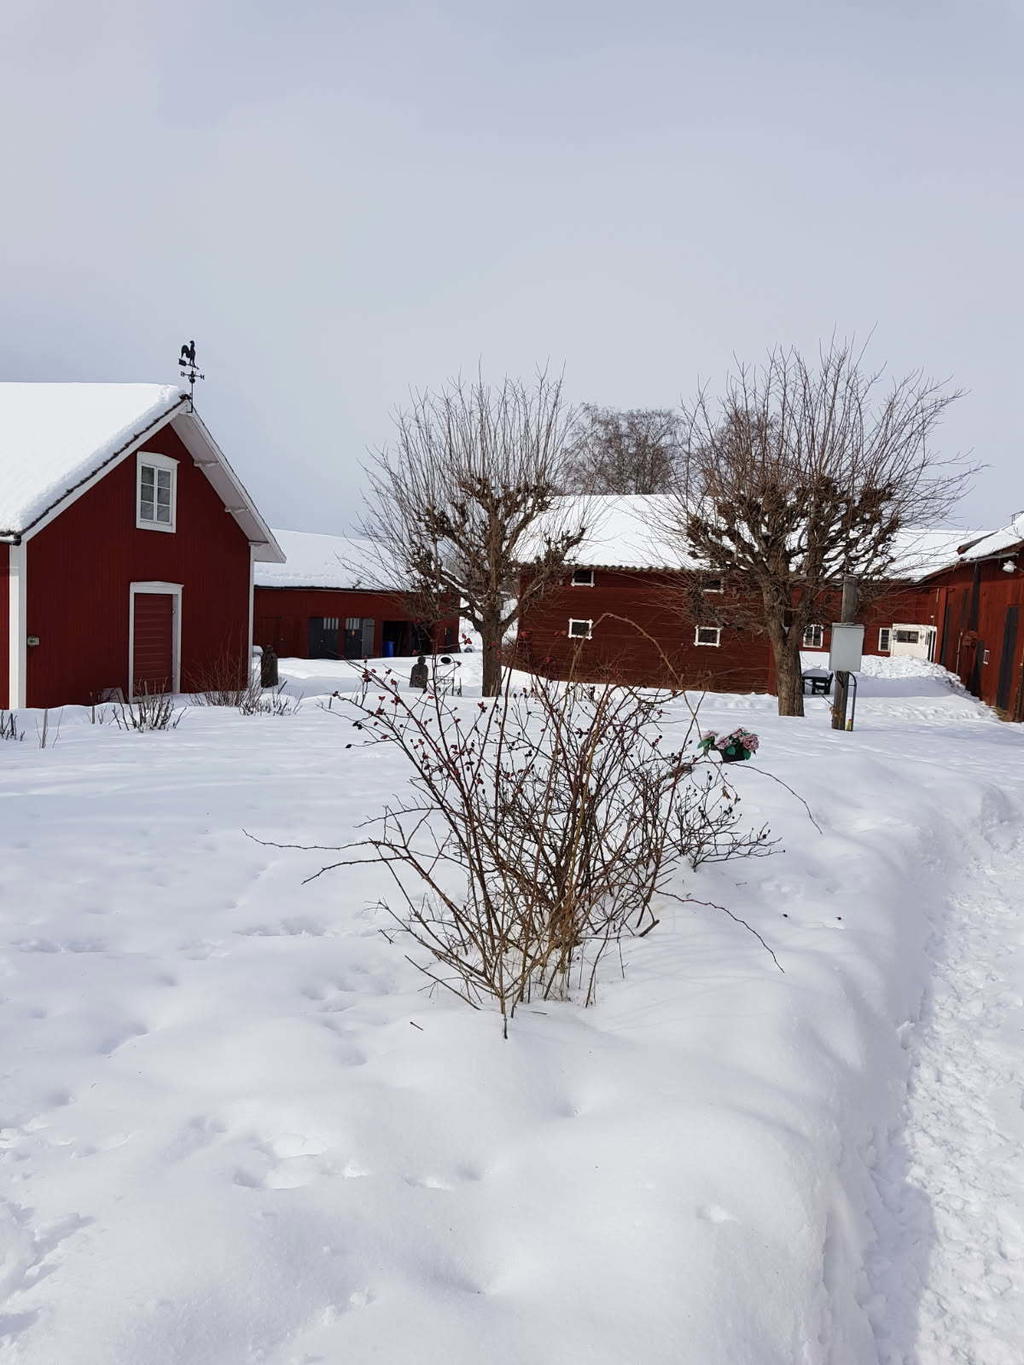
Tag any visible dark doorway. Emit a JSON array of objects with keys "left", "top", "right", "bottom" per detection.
[
  {"left": 308, "top": 616, "right": 340, "bottom": 659},
  {"left": 997, "top": 606, "right": 1019, "bottom": 713}
]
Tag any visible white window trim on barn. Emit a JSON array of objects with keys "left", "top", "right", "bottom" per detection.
[
  {"left": 568, "top": 618, "right": 593, "bottom": 639},
  {"left": 694, "top": 625, "right": 721, "bottom": 647},
  {"left": 803, "top": 623, "right": 825, "bottom": 649},
  {"left": 571, "top": 568, "right": 595, "bottom": 586},
  {"left": 136, "top": 451, "right": 178, "bottom": 533},
  {"left": 878, "top": 627, "right": 891, "bottom": 653},
  {"left": 127, "top": 581, "right": 183, "bottom": 698}
]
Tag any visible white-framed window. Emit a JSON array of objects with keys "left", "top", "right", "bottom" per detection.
[
  {"left": 694, "top": 625, "right": 721, "bottom": 647},
  {"left": 878, "top": 627, "right": 891, "bottom": 653},
  {"left": 571, "top": 568, "right": 595, "bottom": 587},
  {"left": 803, "top": 624, "right": 824, "bottom": 649},
  {"left": 136, "top": 451, "right": 178, "bottom": 532},
  {"left": 894, "top": 628, "right": 920, "bottom": 645},
  {"left": 704, "top": 576, "right": 724, "bottom": 593},
  {"left": 568, "top": 618, "right": 593, "bottom": 639}
]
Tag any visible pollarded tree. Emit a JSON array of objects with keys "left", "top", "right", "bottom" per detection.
[
  {"left": 361, "top": 372, "right": 586, "bottom": 696},
  {"left": 565, "top": 405, "right": 682, "bottom": 495},
  {"left": 662, "top": 343, "right": 967, "bottom": 716}
]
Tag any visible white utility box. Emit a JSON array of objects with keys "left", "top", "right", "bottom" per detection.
[{"left": 829, "top": 622, "right": 865, "bottom": 672}]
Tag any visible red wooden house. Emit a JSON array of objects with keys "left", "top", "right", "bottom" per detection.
[
  {"left": 516, "top": 496, "right": 965, "bottom": 693},
  {"left": 0, "top": 383, "right": 282, "bottom": 709},
  {"left": 253, "top": 529, "right": 459, "bottom": 662},
  {"left": 913, "top": 516, "right": 1024, "bottom": 719}
]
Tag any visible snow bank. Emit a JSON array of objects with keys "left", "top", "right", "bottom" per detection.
[{"left": 0, "top": 681, "right": 1021, "bottom": 1361}]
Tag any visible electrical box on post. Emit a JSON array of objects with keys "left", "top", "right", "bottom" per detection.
[{"left": 829, "top": 622, "right": 864, "bottom": 672}]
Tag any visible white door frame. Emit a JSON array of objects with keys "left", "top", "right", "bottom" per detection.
[{"left": 128, "top": 581, "right": 183, "bottom": 697}]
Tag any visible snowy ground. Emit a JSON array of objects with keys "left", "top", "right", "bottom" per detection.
[{"left": 1, "top": 657, "right": 1022, "bottom": 1363}]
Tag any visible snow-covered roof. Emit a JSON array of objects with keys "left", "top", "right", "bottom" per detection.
[
  {"left": 0, "top": 382, "right": 283, "bottom": 561},
  {"left": 944, "top": 513, "right": 1024, "bottom": 566},
  {"left": 524, "top": 494, "right": 973, "bottom": 581},
  {"left": 522, "top": 495, "right": 700, "bottom": 571},
  {"left": 0, "top": 383, "right": 185, "bottom": 535},
  {"left": 255, "top": 529, "right": 403, "bottom": 590}
]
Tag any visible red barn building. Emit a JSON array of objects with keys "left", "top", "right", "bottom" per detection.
[
  {"left": 0, "top": 383, "right": 282, "bottom": 709},
  {"left": 913, "top": 516, "right": 1024, "bottom": 719},
  {"left": 516, "top": 496, "right": 967, "bottom": 693},
  {"left": 253, "top": 529, "right": 459, "bottom": 662}
]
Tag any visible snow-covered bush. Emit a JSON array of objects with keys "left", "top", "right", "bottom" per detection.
[{"left": 329, "top": 671, "right": 776, "bottom": 1033}]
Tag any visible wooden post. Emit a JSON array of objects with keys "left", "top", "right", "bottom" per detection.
[{"left": 831, "top": 575, "right": 859, "bottom": 730}]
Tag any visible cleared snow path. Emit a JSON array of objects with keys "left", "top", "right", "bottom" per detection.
[{"left": 867, "top": 820, "right": 1024, "bottom": 1363}]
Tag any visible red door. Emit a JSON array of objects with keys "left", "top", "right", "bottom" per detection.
[{"left": 132, "top": 593, "right": 175, "bottom": 695}]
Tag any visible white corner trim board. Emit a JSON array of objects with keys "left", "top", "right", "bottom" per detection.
[{"left": 7, "top": 542, "right": 27, "bottom": 708}]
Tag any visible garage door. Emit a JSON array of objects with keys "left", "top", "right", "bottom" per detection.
[{"left": 132, "top": 592, "right": 175, "bottom": 695}]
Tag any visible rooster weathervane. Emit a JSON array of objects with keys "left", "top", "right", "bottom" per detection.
[{"left": 178, "top": 339, "right": 205, "bottom": 409}]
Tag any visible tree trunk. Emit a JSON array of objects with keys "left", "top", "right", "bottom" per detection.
[
  {"left": 480, "top": 611, "right": 504, "bottom": 697},
  {"left": 773, "top": 636, "right": 805, "bottom": 717}
]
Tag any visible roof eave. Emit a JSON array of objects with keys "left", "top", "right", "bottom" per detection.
[{"left": 171, "top": 410, "right": 284, "bottom": 563}]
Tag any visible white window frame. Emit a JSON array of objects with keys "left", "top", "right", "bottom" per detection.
[
  {"left": 877, "top": 627, "right": 891, "bottom": 653},
  {"left": 803, "top": 623, "right": 824, "bottom": 649},
  {"left": 128, "top": 581, "right": 183, "bottom": 697},
  {"left": 571, "top": 568, "right": 595, "bottom": 587},
  {"left": 704, "top": 576, "right": 724, "bottom": 594},
  {"left": 136, "top": 451, "right": 178, "bottom": 533},
  {"left": 694, "top": 625, "right": 721, "bottom": 647},
  {"left": 568, "top": 618, "right": 593, "bottom": 639}
]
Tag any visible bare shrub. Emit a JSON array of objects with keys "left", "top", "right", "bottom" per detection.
[
  {"left": 113, "top": 690, "right": 184, "bottom": 732},
  {"left": 239, "top": 684, "right": 302, "bottom": 717},
  {"left": 1, "top": 711, "right": 23, "bottom": 742},
  {"left": 313, "top": 668, "right": 777, "bottom": 1034},
  {"left": 189, "top": 647, "right": 261, "bottom": 708}
]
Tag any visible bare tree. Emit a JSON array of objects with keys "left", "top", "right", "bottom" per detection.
[
  {"left": 361, "top": 372, "right": 586, "bottom": 696},
  {"left": 565, "top": 405, "right": 681, "bottom": 494},
  {"left": 663, "top": 343, "right": 967, "bottom": 716}
]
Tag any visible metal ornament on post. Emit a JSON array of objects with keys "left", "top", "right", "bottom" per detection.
[{"left": 178, "top": 339, "right": 205, "bottom": 410}]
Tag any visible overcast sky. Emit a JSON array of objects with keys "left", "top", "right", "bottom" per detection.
[{"left": 1, "top": 0, "right": 1020, "bottom": 532}]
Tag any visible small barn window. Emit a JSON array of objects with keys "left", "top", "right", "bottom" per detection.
[
  {"left": 878, "top": 627, "right": 891, "bottom": 653},
  {"left": 137, "top": 452, "right": 177, "bottom": 533},
  {"left": 571, "top": 568, "right": 595, "bottom": 586},
  {"left": 704, "top": 576, "right": 724, "bottom": 593},
  {"left": 694, "top": 625, "right": 721, "bottom": 647},
  {"left": 895, "top": 628, "right": 920, "bottom": 644},
  {"left": 568, "top": 618, "right": 593, "bottom": 639},
  {"left": 802, "top": 624, "right": 824, "bottom": 649}
]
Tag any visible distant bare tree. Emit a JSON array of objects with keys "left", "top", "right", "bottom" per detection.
[
  {"left": 565, "top": 406, "right": 681, "bottom": 494},
  {"left": 361, "top": 372, "right": 586, "bottom": 696},
  {"left": 662, "top": 343, "right": 968, "bottom": 716}
]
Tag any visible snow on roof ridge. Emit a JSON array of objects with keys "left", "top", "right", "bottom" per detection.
[
  {"left": 0, "top": 382, "right": 187, "bottom": 535},
  {"left": 256, "top": 527, "right": 402, "bottom": 591}
]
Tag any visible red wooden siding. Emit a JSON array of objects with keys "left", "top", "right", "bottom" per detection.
[
  {"left": 516, "top": 569, "right": 773, "bottom": 690},
  {"left": 253, "top": 586, "right": 459, "bottom": 660},
  {"left": 917, "top": 556, "right": 1024, "bottom": 718},
  {"left": 132, "top": 593, "right": 174, "bottom": 694},
  {"left": 516, "top": 570, "right": 943, "bottom": 693},
  {"left": 25, "top": 423, "right": 252, "bottom": 708},
  {"left": 0, "top": 542, "right": 9, "bottom": 709}
]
